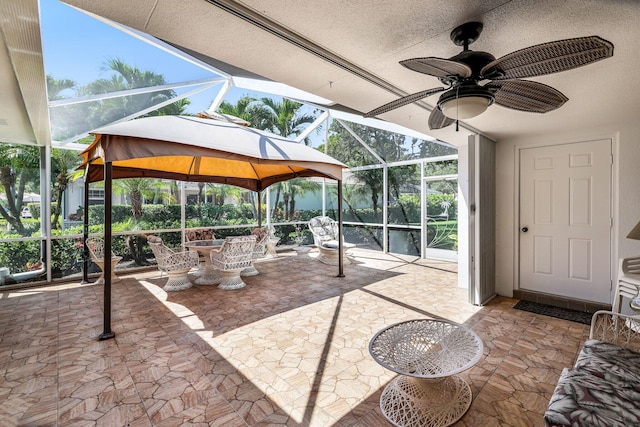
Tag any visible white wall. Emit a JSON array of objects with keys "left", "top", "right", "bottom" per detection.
[
  {"left": 457, "top": 139, "right": 470, "bottom": 290},
  {"left": 495, "top": 121, "right": 640, "bottom": 300}
]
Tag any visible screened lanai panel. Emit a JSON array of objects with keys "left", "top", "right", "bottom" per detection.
[
  {"left": 50, "top": 86, "right": 215, "bottom": 142},
  {"left": 342, "top": 169, "right": 383, "bottom": 223},
  {"left": 387, "top": 164, "right": 421, "bottom": 226},
  {"left": 185, "top": 181, "right": 258, "bottom": 229},
  {"left": 326, "top": 119, "right": 382, "bottom": 167},
  {"left": 0, "top": 143, "right": 45, "bottom": 285},
  {"left": 42, "top": 0, "right": 227, "bottom": 143},
  {"left": 0, "top": 143, "right": 42, "bottom": 236},
  {"left": 340, "top": 122, "right": 418, "bottom": 164},
  {"left": 425, "top": 178, "right": 459, "bottom": 252}
]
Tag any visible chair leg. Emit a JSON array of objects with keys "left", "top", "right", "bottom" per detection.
[
  {"left": 316, "top": 248, "right": 350, "bottom": 265},
  {"left": 241, "top": 262, "right": 259, "bottom": 277},
  {"left": 218, "top": 269, "right": 247, "bottom": 290},
  {"left": 94, "top": 259, "right": 121, "bottom": 284},
  {"left": 163, "top": 271, "right": 193, "bottom": 291}
]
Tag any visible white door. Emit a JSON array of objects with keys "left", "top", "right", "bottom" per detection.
[{"left": 519, "top": 139, "right": 612, "bottom": 303}]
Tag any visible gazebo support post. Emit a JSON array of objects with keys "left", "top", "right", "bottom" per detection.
[
  {"left": 337, "top": 180, "right": 344, "bottom": 277},
  {"left": 99, "top": 161, "right": 115, "bottom": 341},
  {"left": 82, "top": 171, "right": 91, "bottom": 284},
  {"left": 257, "top": 190, "right": 262, "bottom": 227}
]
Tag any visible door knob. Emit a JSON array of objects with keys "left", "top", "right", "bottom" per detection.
[{"left": 521, "top": 227, "right": 528, "bottom": 232}]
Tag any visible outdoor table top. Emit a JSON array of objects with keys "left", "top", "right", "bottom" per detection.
[{"left": 369, "top": 318, "right": 483, "bottom": 379}]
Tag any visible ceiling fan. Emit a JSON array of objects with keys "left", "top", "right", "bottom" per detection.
[{"left": 364, "top": 22, "right": 614, "bottom": 130}]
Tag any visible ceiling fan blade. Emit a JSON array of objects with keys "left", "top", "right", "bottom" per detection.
[
  {"left": 481, "top": 36, "right": 614, "bottom": 80},
  {"left": 400, "top": 57, "right": 472, "bottom": 79},
  {"left": 364, "top": 87, "right": 445, "bottom": 118},
  {"left": 485, "top": 80, "right": 568, "bottom": 113},
  {"left": 428, "top": 107, "right": 455, "bottom": 130}
]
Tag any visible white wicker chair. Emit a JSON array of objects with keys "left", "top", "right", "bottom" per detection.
[
  {"left": 264, "top": 225, "right": 280, "bottom": 258},
  {"left": 308, "top": 216, "right": 354, "bottom": 265},
  {"left": 613, "top": 256, "right": 640, "bottom": 313},
  {"left": 242, "top": 228, "right": 269, "bottom": 277},
  {"left": 210, "top": 235, "right": 256, "bottom": 290},
  {"left": 147, "top": 235, "right": 198, "bottom": 291},
  {"left": 86, "top": 237, "right": 122, "bottom": 284}
]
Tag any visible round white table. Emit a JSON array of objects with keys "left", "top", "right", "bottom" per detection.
[
  {"left": 185, "top": 239, "right": 223, "bottom": 285},
  {"left": 369, "top": 319, "right": 484, "bottom": 427}
]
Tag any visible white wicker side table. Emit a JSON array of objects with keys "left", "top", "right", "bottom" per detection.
[{"left": 369, "top": 319, "right": 484, "bottom": 427}]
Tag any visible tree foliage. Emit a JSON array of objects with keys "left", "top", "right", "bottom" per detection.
[
  {"left": 0, "top": 144, "right": 40, "bottom": 236},
  {"left": 256, "top": 98, "right": 316, "bottom": 144}
]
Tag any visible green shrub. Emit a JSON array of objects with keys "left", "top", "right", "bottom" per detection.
[
  {"left": 26, "top": 202, "right": 40, "bottom": 218},
  {"left": 0, "top": 240, "right": 41, "bottom": 273},
  {"left": 50, "top": 238, "right": 82, "bottom": 276}
]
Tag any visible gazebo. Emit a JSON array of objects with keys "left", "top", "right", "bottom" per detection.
[{"left": 79, "top": 115, "right": 348, "bottom": 340}]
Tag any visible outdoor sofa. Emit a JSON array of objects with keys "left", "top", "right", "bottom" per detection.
[{"left": 544, "top": 310, "right": 640, "bottom": 426}]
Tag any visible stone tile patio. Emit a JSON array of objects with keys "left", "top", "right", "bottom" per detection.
[{"left": 0, "top": 248, "right": 590, "bottom": 426}]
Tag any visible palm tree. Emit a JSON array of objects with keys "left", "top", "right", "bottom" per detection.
[
  {"left": 81, "top": 58, "right": 189, "bottom": 126},
  {"left": 206, "top": 184, "right": 244, "bottom": 206},
  {"left": 46, "top": 75, "right": 75, "bottom": 100},
  {"left": 257, "top": 98, "right": 316, "bottom": 143},
  {"left": 112, "top": 178, "right": 161, "bottom": 265},
  {"left": 46, "top": 75, "right": 88, "bottom": 142},
  {"left": 217, "top": 96, "right": 269, "bottom": 125},
  {"left": 50, "top": 148, "right": 84, "bottom": 230},
  {"left": 249, "top": 98, "right": 318, "bottom": 218},
  {"left": 275, "top": 179, "right": 320, "bottom": 220},
  {"left": 46, "top": 76, "right": 86, "bottom": 230}
]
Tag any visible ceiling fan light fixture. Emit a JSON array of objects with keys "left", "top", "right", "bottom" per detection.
[
  {"left": 440, "top": 96, "right": 490, "bottom": 119},
  {"left": 438, "top": 85, "right": 494, "bottom": 119}
]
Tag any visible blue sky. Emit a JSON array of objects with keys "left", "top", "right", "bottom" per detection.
[
  {"left": 40, "top": 0, "right": 273, "bottom": 114},
  {"left": 38, "top": 1, "right": 427, "bottom": 154}
]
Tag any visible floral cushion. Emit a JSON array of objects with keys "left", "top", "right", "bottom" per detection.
[
  {"left": 322, "top": 240, "right": 340, "bottom": 249},
  {"left": 186, "top": 228, "right": 215, "bottom": 241},
  {"left": 575, "top": 339, "right": 640, "bottom": 387},
  {"left": 544, "top": 341, "right": 640, "bottom": 427},
  {"left": 309, "top": 217, "right": 337, "bottom": 242},
  {"left": 252, "top": 227, "right": 269, "bottom": 243}
]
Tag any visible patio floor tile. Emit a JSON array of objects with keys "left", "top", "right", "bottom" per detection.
[{"left": 0, "top": 248, "right": 590, "bottom": 426}]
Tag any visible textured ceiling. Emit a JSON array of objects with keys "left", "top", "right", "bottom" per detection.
[
  {"left": 0, "top": 0, "right": 49, "bottom": 146},
  {"left": 2, "top": 0, "right": 639, "bottom": 146}
]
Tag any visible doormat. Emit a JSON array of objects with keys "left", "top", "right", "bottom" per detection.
[{"left": 513, "top": 300, "right": 592, "bottom": 325}]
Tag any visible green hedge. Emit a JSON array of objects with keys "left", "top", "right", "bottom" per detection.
[{"left": 1, "top": 198, "right": 459, "bottom": 279}]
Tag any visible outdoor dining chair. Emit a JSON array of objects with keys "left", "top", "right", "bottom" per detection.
[
  {"left": 308, "top": 216, "right": 354, "bottom": 265},
  {"left": 147, "top": 235, "right": 199, "bottom": 291},
  {"left": 210, "top": 235, "right": 256, "bottom": 290},
  {"left": 86, "top": 237, "right": 122, "bottom": 284},
  {"left": 242, "top": 227, "right": 269, "bottom": 276}
]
